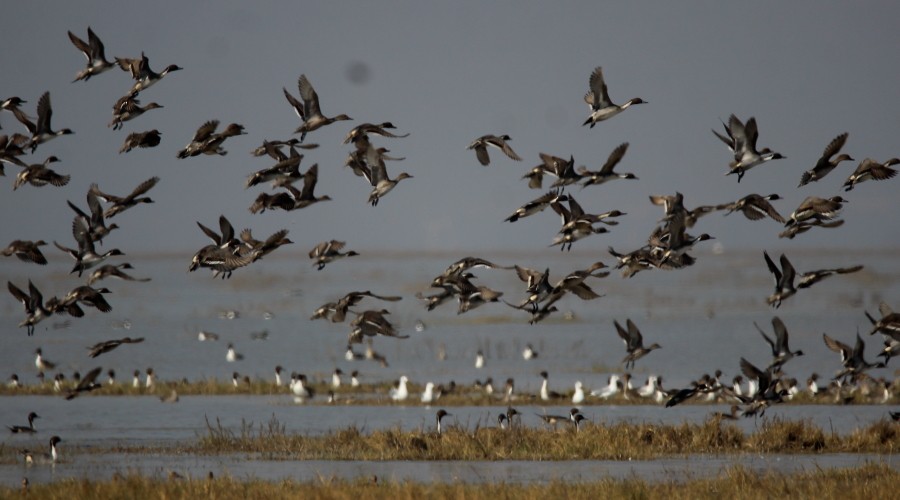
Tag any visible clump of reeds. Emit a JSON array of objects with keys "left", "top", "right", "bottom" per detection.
[{"left": 2, "top": 464, "right": 896, "bottom": 500}]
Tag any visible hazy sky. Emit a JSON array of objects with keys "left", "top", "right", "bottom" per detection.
[{"left": 2, "top": 2, "right": 899, "bottom": 256}]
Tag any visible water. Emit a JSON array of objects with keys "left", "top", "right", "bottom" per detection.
[
  {"left": 2, "top": 250, "right": 896, "bottom": 390},
  {"left": 1, "top": 251, "right": 898, "bottom": 485}
]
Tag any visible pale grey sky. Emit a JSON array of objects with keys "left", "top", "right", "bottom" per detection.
[{"left": 2, "top": 1, "right": 899, "bottom": 256}]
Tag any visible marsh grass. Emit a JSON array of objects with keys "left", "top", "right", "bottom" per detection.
[
  {"left": 3, "top": 464, "right": 897, "bottom": 500},
  {"left": 193, "top": 415, "right": 900, "bottom": 460}
]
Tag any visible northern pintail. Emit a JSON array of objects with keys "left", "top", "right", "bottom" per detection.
[
  {"left": 8, "top": 412, "right": 39, "bottom": 434},
  {"left": 251, "top": 164, "right": 331, "bottom": 212},
  {"left": 864, "top": 301, "right": 900, "bottom": 339},
  {"left": 290, "top": 373, "right": 314, "bottom": 402},
  {"left": 274, "top": 366, "right": 284, "bottom": 386},
  {"left": 331, "top": 368, "right": 343, "bottom": 388},
  {"left": 712, "top": 405, "right": 741, "bottom": 420},
  {"left": 68, "top": 27, "right": 116, "bottom": 82},
  {"left": 365, "top": 148, "right": 413, "bottom": 206},
  {"left": 474, "top": 350, "right": 485, "bottom": 369},
  {"left": 536, "top": 408, "right": 580, "bottom": 427},
  {"left": 117, "top": 52, "right": 182, "bottom": 94},
  {"left": 87, "top": 263, "right": 150, "bottom": 285},
  {"left": 198, "top": 330, "right": 219, "bottom": 341},
  {"left": 579, "top": 142, "right": 638, "bottom": 187},
  {"left": 1, "top": 97, "right": 28, "bottom": 126},
  {"left": 62, "top": 285, "right": 113, "bottom": 313},
  {"left": 779, "top": 218, "right": 844, "bottom": 239},
  {"left": 109, "top": 92, "right": 163, "bottom": 130},
  {"left": 549, "top": 197, "right": 610, "bottom": 251},
  {"left": 763, "top": 251, "right": 796, "bottom": 308},
  {"left": 795, "top": 262, "right": 862, "bottom": 289},
  {"left": 9, "top": 282, "right": 57, "bottom": 336},
  {"left": 21, "top": 436, "right": 61, "bottom": 465},
  {"left": 87, "top": 337, "right": 144, "bottom": 358},
  {"left": 245, "top": 146, "right": 303, "bottom": 188},
  {"left": 239, "top": 228, "right": 293, "bottom": 262},
  {"left": 389, "top": 375, "right": 409, "bottom": 401},
  {"left": 843, "top": 157, "right": 899, "bottom": 191},
  {"left": 54, "top": 218, "right": 124, "bottom": 277},
  {"left": 8, "top": 374, "right": 21, "bottom": 388},
  {"left": 344, "top": 122, "right": 408, "bottom": 144},
  {"left": 250, "top": 138, "right": 318, "bottom": 158},
  {"left": 119, "top": 129, "right": 161, "bottom": 153},
  {"left": 68, "top": 190, "right": 119, "bottom": 245},
  {"left": 453, "top": 276, "right": 503, "bottom": 315},
  {"left": 177, "top": 121, "right": 245, "bottom": 158},
  {"left": 824, "top": 332, "right": 883, "bottom": 381},
  {"left": 583, "top": 67, "right": 645, "bottom": 127},
  {"left": 309, "top": 240, "right": 359, "bottom": 271},
  {"left": 324, "top": 290, "right": 402, "bottom": 323},
  {"left": 63, "top": 366, "right": 103, "bottom": 400},
  {"left": 784, "top": 195, "right": 847, "bottom": 227},
  {"left": 716, "top": 194, "right": 785, "bottom": 223},
  {"left": 713, "top": 114, "right": 784, "bottom": 182},
  {"left": 132, "top": 370, "right": 141, "bottom": 388},
  {"left": 0, "top": 133, "right": 29, "bottom": 170},
  {"left": 189, "top": 245, "right": 255, "bottom": 279},
  {"left": 435, "top": 409, "right": 451, "bottom": 434},
  {"left": 226, "top": 343, "right": 244, "bottom": 362},
  {"left": 615, "top": 319, "right": 661, "bottom": 369},
  {"left": 145, "top": 368, "right": 155, "bottom": 388},
  {"left": 2, "top": 240, "right": 48, "bottom": 265},
  {"left": 753, "top": 317, "right": 803, "bottom": 370},
  {"left": 467, "top": 134, "right": 522, "bottom": 166},
  {"left": 504, "top": 189, "right": 567, "bottom": 223},
  {"left": 798, "top": 133, "right": 853, "bottom": 187},
  {"left": 17, "top": 92, "right": 74, "bottom": 152},
  {"left": 738, "top": 357, "right": 788, "bottom": 417},
  {"left": 13, "top": 156, "right": 69, "bottom": 190},
  {"left": 348, "top": 309, "right": 409, "bottom": 344},
  {"left": 106, "top": 369, "right": 116, "bottom": 385},
  {"left": 286, "top": 74, "right": 352, "bottom": 142},
  {"left": 90, "top": 176, "right": 160, "bottom": 219}
]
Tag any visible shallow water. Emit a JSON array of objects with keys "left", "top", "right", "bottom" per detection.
[{"left": 5, "top": 452, "right": 895, "bottom": 486}]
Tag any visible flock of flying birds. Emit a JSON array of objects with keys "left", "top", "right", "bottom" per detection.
[{"left": 2, "top": 25, "right": 899, "bottom": 449}]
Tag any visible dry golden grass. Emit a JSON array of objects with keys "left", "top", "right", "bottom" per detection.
[
  {"left": 190, "top": 415, "right": 900, "bottom": 459},
  {"left": 3, "top": 464, "right": 896, "bottom": 500}
]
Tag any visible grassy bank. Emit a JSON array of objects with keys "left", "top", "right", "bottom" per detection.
[
  {"left": 189, "top": 415, "right": 899, "bottom": 460},
  {"left": 4, "top": 464, "right": 897, "bottom": 500}
]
